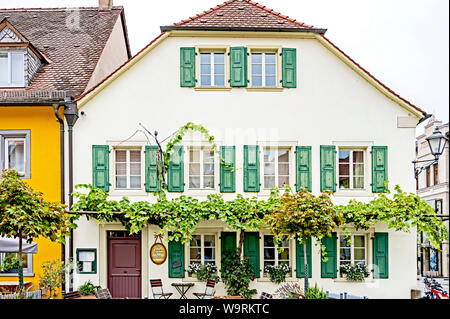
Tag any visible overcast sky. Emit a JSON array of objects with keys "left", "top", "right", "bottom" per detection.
[{"left": 2, "top": 0, "right": 449, "bottom": 130}]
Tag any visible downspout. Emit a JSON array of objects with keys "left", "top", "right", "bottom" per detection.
[
  {"left": 64, "top": 98, "right": 79, "bottom": 292},
  {"left": 53, "top": 104, "right": 66, "bottom": 293}
]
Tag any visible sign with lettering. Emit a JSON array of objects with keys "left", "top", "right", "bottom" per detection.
[{"left": 150, "top": 243, "right": 167, "bottom": 265}]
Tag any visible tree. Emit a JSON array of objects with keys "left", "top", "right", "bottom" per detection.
[
  {"left": 0, "top": 169, "right": 73, "bottom": 288},
  {"left": 265, "top": 187, "right": 341, "bottom": 291}
]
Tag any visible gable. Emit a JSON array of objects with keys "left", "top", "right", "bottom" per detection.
[{"left": 0, "top": 26, "right": 22, "bottom": 43}]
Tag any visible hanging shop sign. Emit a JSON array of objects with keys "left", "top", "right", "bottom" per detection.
[{"left": 150, "top": 235, "right": 167, "bottom": 265}]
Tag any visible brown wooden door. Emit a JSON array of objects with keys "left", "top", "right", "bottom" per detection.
[{"left": 108, "top": 234, "right": 142, "bottom": 298}]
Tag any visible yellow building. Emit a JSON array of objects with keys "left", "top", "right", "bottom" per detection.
[{"left": 0, "top": 4, "right": 130, "bottom": 296}]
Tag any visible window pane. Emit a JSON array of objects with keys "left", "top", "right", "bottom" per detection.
[
  {"left": 252, "top": 64, "right": 262, "bottom": 75},
  {"left": 0, "top": 53, "right": 8, "bottom": 83},
  {"left": 201, "top": 64, "right": 211, "bottom": 75},
  {"left": 264, "top": 235, "right": 274, "bottom": 247},
  {"left": 214, "top": 53, "right": 224, "bottom": 63},
  {"left": 203, "top": 149, "right": 214, "bottom": 163},
  {"left": 353, "top": 177, "right": 364, "bottom": 189},
  {"left": 339, "top": 151, "right": 350, "bottom": 163},
  {"left": 214, "top": 75, "right": 225, "bottom": 86},
  {"left": 252, "top": 53, "right": 262, "bottom": 64},
  {"left": 130, "top": 176, "right": 141, "bottom": 188},
  {"left": 189, "top": 176, "right": 200, "bottom": 189},
  {"left": 340, "top": 236, "right": 350, "bottom": 248},
  {"left": 353, "top": 163, "right": 364, "bottom": 176},
  {"left": 278, "top": 176, "right": 289, "bottom": 187},
  {"left": 265, "top": 53, "right": 276, "bottom": 63},
  {"left": 339, "top": 163, "right": 349, "bottom": 176},
  {"left": 190, "top": 235, "right": 201, "bottom": 247},
  {"left": 264, "top": 248, "right": 275, "bottom": 260},
  {"left": 130, "top": 163, "right": 141, "bottom": 175},
  {"left": 354, "top": 235, "right": 365, "bottom": 248},
  {"left": 11, "top": 53, "right": 24, "bottom": 84},
  {"left": 252, "top": 76, "right": 262, "bottom": 87},
  {"left": 116, "top": 176, "right": 127, "bottom": 189},
  {"left": 115, "top": 162, "right": 126, "bottom": 175},
  {"left": 265, "top": 64, "right": 276, "bottom": 75},
  {"left": 214, "top": 64, "right": 225, "bottom": 75},
  {"left": 7, "top": 140, "right": 25, "bottom": 175},
  {"left": 278, "top": 248, "right": 289, "bottom": 261},
  {"left": 278, "top": 163, "right": 289, "bottom": 175},
  {"left": 264, "top": 176, "right": 275, "bottom": 189},
  {"left": 278, "top": 150, "right": 289, "bottom": 162},
  {"left": 354, "top": 248, "right": 365, "bottom": 261},
  {"left": 339, "top": 176, "right": 350, "bottom": 189},
  {"left": 116, "top": 150, "right": 126, "bottom": 162},
  {"left": 130, "top": 150, "right": 141, "bottom": 163},
  {"left": 265, "top": 76, "right": 276, "bottom": 87},
  {"left": 190, "top": 149, "right": 200, "bottom": 162},
  {"left": 353, "top": 151, "right": 364, "bottom": 163},
  {"left": 264, "top": 150, "right": 275, "bottom": 163},
  {"left": 204, "top": 235, "right": 215, "bottom": 247},
  {"left": 264, "top": 163, "right": 275, "bottom": 175},
  {"left": 204, "top": 163, "right": 214, "bottom": 175},
  {"left": 200, "top": 53, "right": 211, "bottom": 63},
  {"left": 190, "top": 248, "right": 201, "bottom": 261},
  {"left": 203, "top": 176, "right": 215, "bottom": 188},
  {"left": 340, "top": 248, "right": 351, "bottom": 261},
  {"left": 200, "top": 76, "right": 211, "bottom": 86},
  {"left": 189, "top": 163, "right": 200, "bottom": 175},
  {"left": 204, "top": 248, "right": 215, "bottom": 261}
]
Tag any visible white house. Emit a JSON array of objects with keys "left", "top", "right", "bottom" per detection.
[{"left": 68, "top": 0, "right": 426, "bottom": 299}]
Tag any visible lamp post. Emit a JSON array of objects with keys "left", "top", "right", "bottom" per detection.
[{"left": 413, "top": 126, "right": 448, "bottom": 178}]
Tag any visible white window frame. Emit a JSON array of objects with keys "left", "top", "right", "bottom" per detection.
[
  {"left": 338, "top": 148, "right": 366, "bottom": 190},
  {"left": 0, "top": 252, "right": 34, "bottom": 277},
  {"left": 113, "top": 148, "right": 142, "bottom": 190},
  {"left": 337, "top": 233, "right": 369, "bottom": 278},
  {"left": 250, "top": 51, "right": 278, "bottom": 88},
  {"left": 262, "top": 147, "right": 291, "bottom": 190},
  {"left": 262, "top": 234, "right": 292, "bottom": 278},
  {"left": 188, "top": 233, "right": 218, "bottom": 267},
  {"left": 0, "top": 130, "right": 31, "bottom": 179},
  {"left": 188, "top": 147, "right": 215, "bottom": 190},
  {"left": 0, "top": 51, "right": 25, "bottom": 87},
  {"left": 199, "top": 51, "right": 226, "bottom": 87}
]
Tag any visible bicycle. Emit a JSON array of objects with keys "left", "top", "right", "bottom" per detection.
[{"left": 423, "top": 278, "right": 449, "bottom": 299}]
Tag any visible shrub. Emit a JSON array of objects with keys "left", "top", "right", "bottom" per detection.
[
  {"left": 78, "top": 281, "right": 101, "bottom": 296},
  {"left": 220, "top": 251, "right": 257, "bottom": 299},
  {"left": 0, "top": 254, "right": 20, "bottom": 272},
  {"left": 305, "top": 283, "right": 327, "bottom": 299}
]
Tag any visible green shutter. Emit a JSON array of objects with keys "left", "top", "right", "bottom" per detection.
[
  {"left": 168, "top": 241, "right": 185, "bottom": 278},
  {"left": 221, "top": 232, "right": 237, "bottom": 258},
  {"left": 229, "top": 47, "right": 248, "bottom": 87},
  {"left": 282, "top": 48, "right": 297, "bottom": 88},
  {"left": 296, "top": 238, "right": 312, "bottom": 278},
  {"left": 92, "top": 145, "right": 109, "bottom": 192},
  {"left": 168, "top": 146, "right": 184, "bottom": 192},
  {"left": 320, "top": 145, "right": 336, "bottom": 192},
  {"left": 220, "top": 146, "right": 236, "bottom": 192},
  {"left": 373, "top": 232, "right": 389, "bottom": 279},
  {"left": 243, "top": 145, "right": 260, "bottom": 192},
  {"left": 244, "top": 232, "right": 260, "bottom": 278},
  {"left": 296, "top": 146, "right": 312, "bottom": 192},
  {"left": 372, "top": 146, "right": 388, "bottom": 193},
  {"left": 180, "top": 47, "right": 196, "bottom": 87},
  {"left": 321, "top": 233, "right": 337, "bottom": 278},
  {"left": 145, "top": 146, "right": 160, "bottom": 192}
]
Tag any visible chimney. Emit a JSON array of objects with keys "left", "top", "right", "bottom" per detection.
[{"left": 99, "top": 0, "right": 113, "bottom": 10}]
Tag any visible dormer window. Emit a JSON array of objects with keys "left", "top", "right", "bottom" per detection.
[{"left": 0, "top": 51, "right": 25, "bottom": 87}]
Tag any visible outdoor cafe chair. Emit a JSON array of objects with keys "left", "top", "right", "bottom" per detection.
[
  {"left": 259, "top": 292, "right": 273, "bottom": 299},
  {"left": 95, "top": 288, "right": 113, "bottom": 299},
  {"left": 150, "top": 279, "right": 173, "bottom": 299},
  {"left": 193, "top": 279, "right": 216, "bottom": 299}
]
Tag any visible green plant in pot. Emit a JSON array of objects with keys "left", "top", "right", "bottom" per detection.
[
  {"left": 340, "top": 263, "right": 370, "bottom": 281},
  {"left": 0, "top": 254, "right": 20, "bottom": 273},
  {"left": 187, "top": 263, "right": 220, "bottom": 282},
  {"left": 264, "top": 264, "right": 291, "bottom": 284},
  {"left": 79, "top": 281, "right": 101, "bottom": 296}
]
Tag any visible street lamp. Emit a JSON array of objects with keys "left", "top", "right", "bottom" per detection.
[{"left": 413, "top": 126, "right": 448, "bottom": 178}]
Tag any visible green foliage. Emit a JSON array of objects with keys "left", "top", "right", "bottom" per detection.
[
  {"left": 264, "top": 264, "right": 291, "bottom": 284},
  {"left": 0, "top": 169, "right": 74, "bottom": 242},
  {"left": 340, "top": 263, "right": 370, "bottom": 281},
  {"left": 187, "top": 263, "right": 220, "bottom": 282},
  {"left": 336, "top": 185, "right": 449, "bottom": 249},
  {"left": 78, "top": 281, "right": 101, "bottom": 296},
  {"left": 0, "top": 254, "right": 20, "bottom": 272},
  {"left": 305, "top": 283, "right": 327, "bottom": 299},
  {"left": 39, "top": 259, "right": 74, "bottom": 299},
  {"left": 220, "top": 251, "right": 257, "bottom": 298}
]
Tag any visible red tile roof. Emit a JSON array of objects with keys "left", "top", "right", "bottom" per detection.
[
  {"left": 0, "top": 7, "right": 130, "bottom": 103},
  {"left": 161, "top": 0, "right": 326, "bottom": 33}
]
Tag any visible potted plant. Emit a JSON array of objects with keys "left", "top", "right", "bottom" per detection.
[
  {"left": 78, "top": 281, "right": 101, "bottom": 298},
  {"left": 264, "top": 264, "right": 291, "bottom": 284},
  {"left": 187, "top": 263, "right": 220, "bottom": 282},
  {"left": 39, "top": 259, "right": 74, "bottom": 299},
  {"left": 340, "top": 263, "right": 370, "bottom": 281},
  {"left": 0, "top": 254, "right": 20, "bottom": 273}
]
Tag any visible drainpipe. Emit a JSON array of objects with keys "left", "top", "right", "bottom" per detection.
[
  {"left": 64, "top": 98, "right": 79, "bottom": 292},
  {"left": 53, "top": 104, "right": 66, "bottom": 293}
]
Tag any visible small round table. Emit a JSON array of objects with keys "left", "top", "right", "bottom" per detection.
[{"left": 171, "top": 283, "right": 194, "bottom": 299}]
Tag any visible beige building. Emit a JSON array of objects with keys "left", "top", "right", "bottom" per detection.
[{"left": 416, "top": 115, "right": 449, "bottom": 278}]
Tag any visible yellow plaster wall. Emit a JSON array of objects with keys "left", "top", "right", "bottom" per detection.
[{"left": 0, "top": 106, "right": 62, "bottom": 296}]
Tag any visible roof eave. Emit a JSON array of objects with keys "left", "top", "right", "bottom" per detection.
[{"left": 160, "top": 25, "right": 327, "bottom": 34}]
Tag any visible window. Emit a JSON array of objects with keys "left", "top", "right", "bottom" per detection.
[
  {"left": 251, "top": 52, "right": 277, "bottom": 87},
  {"left": 189, "top": 148, "right": 215, "bottom": 189},
  {"left": 426, "top": 166, "right": 431, "bottom": 187},
  {"left": 339, "top": 234, "right": 367, "bottom": 276},
  {"left": 0, "top": 252, "right": 33, "bottom": 275},
  {"left": 433, "top": 163, "right": 438, "bottom": 185},
  {"left": 114, "top": 149, "right": 142, "bottom": 189},
  {"left": 199, "top": 52, "right": 225, "bottom": 87},
  {"left": 189, "top": 234, "right": 216, "bottom": 266},
  {"left": 0, "top": 52, "right": 25, "bottom": 87},
  {"left": 263, "top": 148, "right": 290, "bottom": 189},
  {"left": 76, "top": 249, "right": 97, "bottom": 274},
  {"left": 0, "top": 130, "right": 30, "bottom": 178},
  {"left": 263, "top": 235, "right": 290, "bottom": 275},
  {"left": 338, "top": 150, "right": 364, "bottom": 189}
]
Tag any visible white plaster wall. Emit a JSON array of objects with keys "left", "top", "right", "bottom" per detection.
[{"left": 71, "top": 34, "right": 419, "bottom": 298}]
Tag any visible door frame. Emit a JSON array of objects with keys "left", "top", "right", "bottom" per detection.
[{"left": 99, "top": 223, "right": 149, "bottom": 297}]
